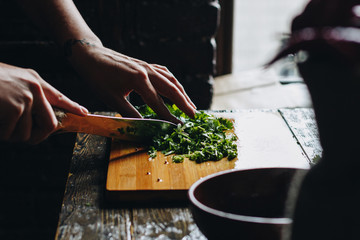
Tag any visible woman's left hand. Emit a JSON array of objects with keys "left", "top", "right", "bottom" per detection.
[{"left": 69, "top": 40, "right": 196, "bottom": 124}]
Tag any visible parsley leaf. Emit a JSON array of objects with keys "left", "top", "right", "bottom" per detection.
[{"left": 137, "top": 104, "right": 238, "bottom": 163}]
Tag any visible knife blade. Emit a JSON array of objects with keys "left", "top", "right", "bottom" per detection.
[{"left": 54, "top": 109, "right": 177, "bottom": 143}]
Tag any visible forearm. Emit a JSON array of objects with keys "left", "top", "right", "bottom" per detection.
[
  {"left": 17, "top": 0, "right": 102, "bottom": 46},
  {"left": 16, "top": 0, "right": 197, "bottom": 122}
]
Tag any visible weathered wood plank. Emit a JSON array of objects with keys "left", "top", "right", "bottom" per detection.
[
  {"left": 55, "top": 133, "right": 132, "bottom": 240},
  {"left": 55, "top": 133, "right": 206, "bottom": 239},
  {"left": 279, "top": 108, "right": 322, "bottom": 165},
  {"left": 132, "top": 208, "right": 206, "bottom": 240},
  {"left": 56, "top": 109, "right": 319, "bottom": 240}
]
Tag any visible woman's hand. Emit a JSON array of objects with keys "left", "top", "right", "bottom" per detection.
[
  {"left": 18, "top": 0, "right": 196, "bottom": 124},
  {"left": 68, "top": 40, "right": 196, "bottom": 124},
  {"left": 0, "top": 62, "right": 88, "bottom": 143}
]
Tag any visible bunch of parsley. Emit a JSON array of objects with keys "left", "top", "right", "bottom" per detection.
[{"left": 136, "top": 105, "right": 238, "bottom": 163}]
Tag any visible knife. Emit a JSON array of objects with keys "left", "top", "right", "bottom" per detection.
[{"left": 54, "top": 109, "right": 177, "bottom": 143}]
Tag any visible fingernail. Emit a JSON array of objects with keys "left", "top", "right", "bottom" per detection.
[
  {"left": 80, "top": 106, "right": 89, "bottom": 115},
  {"left": 192, "top": 107, "right": 198, "bottom": 116}
]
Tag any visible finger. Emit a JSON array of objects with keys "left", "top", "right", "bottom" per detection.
[
  {"left": 28, "top": 89, "right": 58, "bottom": 144},
  {"left": 136, "top": 82, "right": 183, "bottom": 124},
  {"left": 151, "top": 64, "right": 197, "bottom": 109},
  {"left": 142, "top": 93, "right": 183, "bottom": 125},
  {"left": 29, "top": 106, "right": 57, "bottom": 144},
  {"left": 113, "top": 97, "right": 143, "bottom": 118},
  {"left": 146, "top": 69, "right": 196, "bottom": 118},
  {"left": 9, "top": 104, "right": 32, "bottom": 142},
  {"left": 40, "top": 80, "right": 88, "bottom": 116}
]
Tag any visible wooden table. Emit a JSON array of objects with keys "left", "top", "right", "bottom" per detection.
[{"left": 55, "top": 108, "right": 322, "bottom": 240}]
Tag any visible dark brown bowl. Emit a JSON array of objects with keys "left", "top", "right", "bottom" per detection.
[{"left": 188, "top": 167, "right": 307, "bottom": 240}]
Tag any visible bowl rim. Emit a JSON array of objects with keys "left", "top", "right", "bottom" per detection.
[{"left": 188, "top": 167, "right": 299, "bottom": 225}]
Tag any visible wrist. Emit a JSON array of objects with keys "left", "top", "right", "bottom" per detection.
[
  {"left": 64, "top": 38, "right": 104, "bottom": 83},
  {"left": 63, "top": 37, "right": 102, "bottom": 58}
]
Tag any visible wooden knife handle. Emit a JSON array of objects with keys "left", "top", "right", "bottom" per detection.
[
  {"left": 53, "top": 108, "right": 85, "bottom": 133},
  {"left": 54, "top": 108, "right": 67, "bottom": 129}
]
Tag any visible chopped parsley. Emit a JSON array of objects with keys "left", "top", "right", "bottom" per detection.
[
  {"left": 137, "top": 104, "right": 238, "bottom": 163},
  {"left": 172, "top": 155, "right": 185, "bottom": 163}
]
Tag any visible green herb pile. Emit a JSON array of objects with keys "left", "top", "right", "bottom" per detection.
[{"left": 137, "top": 105, "right": 238, "bottom": 163}]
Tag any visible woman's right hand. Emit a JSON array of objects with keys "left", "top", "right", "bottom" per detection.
[{"left": 0, "top": 62, "right": 88, "bottom": 144}]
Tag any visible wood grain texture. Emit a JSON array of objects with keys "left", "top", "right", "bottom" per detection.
[
  {"left": 55, "top": 133, "right": 132, "bottom": 239},
  {"left": 132, "top": 208, "right": 206, "bottom": 240},
  {"left": 56, "top": 109, "right": 321, "bottom": 240},
  {"left": 279, "top": 108, "right": 322, "bottom": 165},
  {"left": 106, "top": 111, "right": 310, "bottom": 202},
  {"left": 106, "top": 113, "right": 237, "bottom": 202}
]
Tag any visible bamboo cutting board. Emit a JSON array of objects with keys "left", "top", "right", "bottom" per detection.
[{"left": 105, "top": 111, "right": 310, "bottom": 203}]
